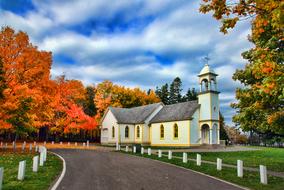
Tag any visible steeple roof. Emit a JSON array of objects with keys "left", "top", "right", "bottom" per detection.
[{"left": 198, "top": 64, "right": 217, "bottom": 76}]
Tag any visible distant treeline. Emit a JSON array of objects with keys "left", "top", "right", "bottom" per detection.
[{"left": 154, "top": 77, "right": 197, "bottom": 105}]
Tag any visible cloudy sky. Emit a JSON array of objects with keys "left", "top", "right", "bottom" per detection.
[{"left": 0, "top": 0, "right": 253, "bottom": 125}]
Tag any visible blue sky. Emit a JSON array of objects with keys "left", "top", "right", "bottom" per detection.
[{"left": 0, "top": 0, "right": 252, "bottom": 125}]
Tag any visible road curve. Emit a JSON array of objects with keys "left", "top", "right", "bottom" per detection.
[{"left": 52, "top": 149, "right": 243, "bottom": 190}]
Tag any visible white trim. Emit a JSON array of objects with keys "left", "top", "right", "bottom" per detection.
[{"left": 49, "top": 151, "right": 66, "bottom": 190}]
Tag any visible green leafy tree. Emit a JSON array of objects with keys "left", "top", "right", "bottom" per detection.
[
  {"left": 83, "top": 86, "right": 97, "bottom": 116},
  {"left": 169, "top": 77, "right": 182, "bottom": 104},
  {"left": 200, "top": 0, "right": 284, "bottom": 136},
  {"left": 219, "top": 113, "right": 229, "bottom": 141}
]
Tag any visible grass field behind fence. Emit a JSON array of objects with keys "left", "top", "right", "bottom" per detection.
[
  {"left": 0, "top": 151, "right": 62, "bottom": 190},
  {"left": 121, "top": 150, "right": 284, "bottom": 190}
]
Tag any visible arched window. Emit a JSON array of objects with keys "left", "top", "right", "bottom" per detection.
[
  {"left": 173, "top": 123, "right": 178, "bottom": 139},
  {"left": 136, "top": 126, "right": 140, "bottom": 138},
  {"left": 112, "top": 126, "right": 115, "bottom": 138},
  {"left": 160, "top": 125, "right": 164, "bottom": 139},
  {"left": 125, "top": 126, "right": 129, "bottom": 138}
]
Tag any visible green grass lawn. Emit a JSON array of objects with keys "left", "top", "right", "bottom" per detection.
[
  {"left": 122, "top": 151, "right": 284, "bottom": 190},
  {"left": 172, "top": 147, "right": 284, "bottom": 172},
  {"left": 0, "top": 151, "right": 62, "bottom": 190}
]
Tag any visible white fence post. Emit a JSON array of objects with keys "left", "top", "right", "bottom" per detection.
[
  {"left": 0, "top": 167, "right": 3, "bottom": 190},
  {"left": 126, "top": 146, "right": 129, "bottom": 152},
  {"left": 260, "top": 165, "right": 267, "bottom": 184},
  {"left": 18, "top": 160, "right": 26, "bottom": 180},
  {"left": 158, "top": 150, "right": 162, "bottom": 158},
  {"left": 40, "top": 152, "right": 44, "bottom": 166},
  {"left": 33, "top": 156, "right": 39, "bottom": 172},
  {"left": 183, "top": 153, "right": 188, "bottom": 163},
  {"left": 217, "top": 158, "right": 222, "bottom": 171},
  {"left": 133, "top": 146, "right": 136, "bottom": 153},
  {"left": 141, "top": 147, "right": 144, "bottom": 155},
  {"left": 168, "top": 150, "right": 172, "bottom": 160},
  {"left": 148, "top": 148, "right": 151, "bottom": 156},
  {"left": 237, "top": 160, "right": 243, "bottom": 177},
  {"left": 43, "top": 149, "right": 47, "bottom": 162},
  {"left": 196, "top": 154, "right": 201, "bottom": 166}
]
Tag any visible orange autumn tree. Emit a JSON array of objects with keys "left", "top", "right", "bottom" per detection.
[
  {"left": 0, "top": 27, "right": 98, "bottom": 140},
  {"left": 94, "top": 80, "right": 160, "bottom": 120},
  {"left": 0, "top": 27, "right": 53, "bottom": 139},
  {"left": 50, "top": 76, "right": 98, "bottom": 136}
]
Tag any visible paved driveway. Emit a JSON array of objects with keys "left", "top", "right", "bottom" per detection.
[{"left": 52, "top": 149, "right": 243, "bottom": 190}]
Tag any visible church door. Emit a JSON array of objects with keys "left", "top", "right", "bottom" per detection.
[{"left": 201, "top": 124, "right": 210, "bottom": 144}]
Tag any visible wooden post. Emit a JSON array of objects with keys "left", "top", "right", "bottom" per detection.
[
  {"left": 18, "top": 160, "right": 26, "bottom": 180},
  {"left": 260, "top": 165, "right": 267, "bottom": 184},
  {"left": 168, "top": 150, "right": 172, "bottom": 160},
  {"left": 196, "top": 154, "right": 201, "bottom": 166},
  {"left": 158, "top": 150, "right": 162, "bottom": 158},
  {"left": 183, "top": 153, "right": 188, "bottom": 163},
  {"left": 33, "top": 156, "right": 39, "bottom": 172},
  {"left": 29, "top": 144, "right": 32, "bottom": 152},
  {"left": 0, "top": 167, "right": 3, "bottom": 190},
  {"left": 237, "top": 160, "right": 243, "bottom": 177},
  {"left": 217, "top": 158, "right": 222, "bottom": 171},
  {"left": 21, "top": 143, "right": 25, "bottom": 152}
]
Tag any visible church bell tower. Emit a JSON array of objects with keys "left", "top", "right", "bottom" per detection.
[{"left": 197, "top": 64, "right": 220, "bottom": 144}]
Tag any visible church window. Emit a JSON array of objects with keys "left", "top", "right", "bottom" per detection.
[
  {"left": 125, "top": 126, "right": 129, "bottom": 138},
  {"left": 160, "top": 125, "right": 164, "bottom": 139},
  {"left": 112, "top": 126, "right": 115, "bottom": 138},
  {"left": 173, "top": 123, "right": 178, "bottom": 139},
  {"left": 137, "top": 126, "right": 140, "bottom": 138}
]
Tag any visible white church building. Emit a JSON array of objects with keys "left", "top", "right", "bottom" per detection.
[{"left": 100, "top": 64, "right": 220, "bottom": 147}]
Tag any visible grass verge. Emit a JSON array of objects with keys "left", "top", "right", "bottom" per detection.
[
  {"left": 121, "top": 151, "right": 284, "bottom": 190},
  {"left": 172, "top": 147, "right": 284, "bottom": 172},
  {"left": 0, "top": 151, "right": 62, "bottom": 190}
]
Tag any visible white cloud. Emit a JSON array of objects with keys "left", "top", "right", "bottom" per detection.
[{"left": 1, "top": 0, "right": 252, "bottom": 125}]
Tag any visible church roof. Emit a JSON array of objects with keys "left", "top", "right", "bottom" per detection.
[
  {"left": 149, "top": 101, "right": 200, "bottom": 123},
  {"left": 109, "top": 103, "right": 163, "bottom": 124},
  {"left": 198, "top": 64, "right": 217, "bottom": 76}
]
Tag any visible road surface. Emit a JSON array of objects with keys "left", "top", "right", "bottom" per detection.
[{"left": 52, "top": 149, "right": 243, "bottom": 190}]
